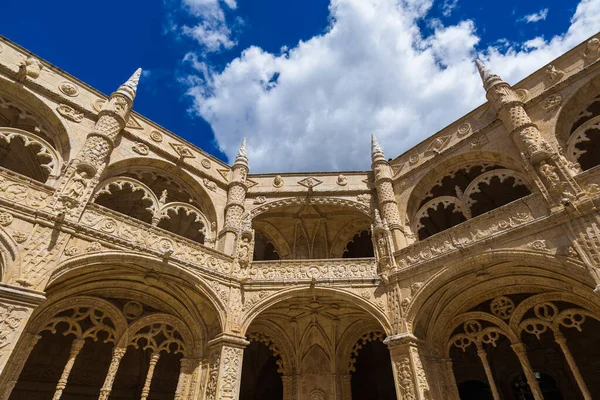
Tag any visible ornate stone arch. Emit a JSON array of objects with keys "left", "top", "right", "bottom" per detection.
[
  {"left": 100, "top": 158, "right": 218, "bottom": 232},
  {"left": 246, "top": 327, "right": 292, "bottom": 375},
  {"left": 93, "top": 176, "right": 159, "bottom": 216},
  {"left": 329, "top": 219, "right": 372, "bottom": 258},
  {"left": 0, "top": 127, "right": 62, "bottom": 180},
  {"left": 406, "top": 249, "right": 593, "bottom": 337},
  {"left": 412, "top": 196, "right": 468, "bottom": 236},
  {"left": 554, "top": 73, "right": 600, "bottom": 148},
  {"left": 43, "top": 251, "right": 227, "bottom": 338},
  {"left": 251, "top": 220, "right": 291, "bottom": 259},
  {"left": 336, "top": 319, "right": 386, "bottom": 374},
  {"left": 158, "top": 201, "right": 211, "bottom": 242},
  {"left": 462, "top": 169, "right": 532, "bottom": 209},
  {"left": 0, "top": 81, "right": 71, "bottom": 159},
  {"left": 406, "top": 152, "right": 526, "bottom": 223},
  {"left": 240, "top": 287, "right": 392, "bottom": 336},
  {"left": 25, "top": 296, "right": 128, "bottom": 341},
  {"left": 118, "top": 313, "right": 194, "bottom": 357}
]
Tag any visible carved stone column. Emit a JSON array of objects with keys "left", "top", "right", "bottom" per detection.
[
  {"left": 476, "top": 347, "right": 500, "bottom": 400},
  {"left": 554, "top": 333, "right": 591, "bottom": 399},
  {"left": 282, "top": 374, "right": 297, "bottom": 400},
  {"left": 371, "top": 135, "right": 407, "bottom": 251},
  {"left": 336, "top": 373, "right": 352, "bottom": 400},
  {"left": 98, "top": 347, "right": 127, "bottom": 400},
  {"left": 174, "top": 357, "right": 196, "bottom": 400},
  {"left": 429, "top": 358, "right": 459, "bottom": 400},
  {"left": 510, "top": 343, "right": 543, "bottom": 400},
  {"left": 140, "top": 352, "right": 161, "bottom": 400},
  {"left": 0, "top": 283, "right": 45, "bottom": 400},
  {"left": 53, "top": 337, "right": 85, "bottom": 400},
  {"left": 476, "top": 60, "right": 584, "bottom": 210},
  {"left": 220, "top": 139, "right": 249, "bottom": 256},
  {"left": 205, "top": 334, "right": 248, "bottom": 400},
  {"left": 53, "top": 69, "right": 141, "bottom": 221},
  {"left": 384, "top": 333, "right": 432, "bottom": 400}
]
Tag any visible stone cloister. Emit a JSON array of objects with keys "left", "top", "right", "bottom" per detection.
[{"left": 0, "top": 32, "right": 600, "bottom": 400}]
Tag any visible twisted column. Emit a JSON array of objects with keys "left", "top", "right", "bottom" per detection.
[
  {"left": 98, "top": 347, "right": 127, "bottom": 400},
  {"left": 140, "top": 352, "right": 161, "bottom": 400}
]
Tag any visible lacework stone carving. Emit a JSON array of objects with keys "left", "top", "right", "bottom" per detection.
[
  {"left": 248, "top": 259, "right": 377, "bottom": 280},
  {"left": 247, "top": 332, "right": 284, "bottom": 373},
  {"left": 56, "top": 104, "right": 84, "bottom": 123},
  {"left": 129, "top": 323, "right": 185, "bottom": 355},
  {"left": 0, "top": 304, "right": 29, "bottom": 361},
  {"left": 248, "top": 197, "right": 370, "bottom": 218},
  {"left": 395, "top": 358, "right": 417, "bottom": 400},
  {"left": 0, "top": 174, "right": 52, "bottom": 210},
  {"left": 41, "top": 306, "right": 117, "bottom": 342},
  {"left": 348, "top": 331, "right": 385, "bottom": 372}
]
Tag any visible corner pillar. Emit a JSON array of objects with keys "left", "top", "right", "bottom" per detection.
[
  {"left": 384, "top": 333, "right": 432, "bottom": 400},
  {"left": 205, "top": 334, "right": 248, "bottom": 400}
]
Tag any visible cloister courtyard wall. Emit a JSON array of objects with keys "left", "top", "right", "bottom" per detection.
[{"left": 0, "top": 32, "right": 599, "bottom": 399}]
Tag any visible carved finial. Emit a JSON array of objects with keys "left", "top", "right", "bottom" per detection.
[
  {"left": 371, "top": 133, "right": 386, "bottom": 163},
  {"left": 475, "top": 59, "right": 504, "bottom": 92},
  {"left": 116, "top": 68, "right": 142, "bottom": 102},
  {"left": 234, "top": 137, "right": 249, "bottom": 168}
]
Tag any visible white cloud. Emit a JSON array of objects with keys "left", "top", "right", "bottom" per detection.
[
  {"left": 521, "top": 8, "right": 549, "bottom": 23},
  {"left": 180, "top": 0, "right": 238, "bottom": 53},
  {"left": 441, "top": 0, "right": 459, "bottom": 17},
  {"left": 182, "top": 0, "right": 600, "bottom": 173}
]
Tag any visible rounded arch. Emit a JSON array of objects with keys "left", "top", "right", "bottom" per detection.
[
  {"left": 405, "top": 251, "right": 596, "bottom": 355},
  {"left": 117, "top": 312, "right": 194, "bottom": 357},
  {"left": 245, "top": 320, "right": 295, "bottom": 374},
  {"left": 100, "top": 158, "right": 218, "bottom": 231},
  {"left": 336, "top": 319, "right": 385, "bottom": 374},
  {"left": 25, "top": 295, "right": 128, "bottom": 340},
  {"left": 0, "top": 127, "right": 63, "bottom": 182},
  {"left": 45, "top": 251, "right": 227, "bottom": 340},
  {"left": 241, "top": 287, "right": 392, "bottom": 336},
  {"left": 406, "top": 152, "right": 527, "bottom": 223},
  {"left": 554, "top": 74, "right": 600, "bottom": 147},
  {"left": 0, "top": 81, "right": 71, "bottom": 160}
]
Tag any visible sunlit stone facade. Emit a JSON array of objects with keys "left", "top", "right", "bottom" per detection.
[{"left": 0, "top": 33, "right": 600, "bottom": 400}]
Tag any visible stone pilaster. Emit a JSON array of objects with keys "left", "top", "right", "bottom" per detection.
[
  {"left": 220, "top": 139, "right": 249, "bottom": 256},
  {"left": 53, "top": 69, "right": 141, "bottom": 221},
  {"left": 384, "top": 333, "right": 432, "bottom": 400},
  {"left": 205, "top": 334, "right": 248, "bottom": 400},
  {"left": 0, "top": 282, "right": 45, "bottom": 399},
  {"left": 371, "top": 135, "right": 407, "bottom": 250}
]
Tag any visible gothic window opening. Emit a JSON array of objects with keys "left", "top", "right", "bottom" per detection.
[
  {"left": 253, "top": 232, "right": 280, "bottom": 261},
  {"left": 567, "top": 94, "right": 600, "bottom": 171},
  {"left": 94, "top": 180, "right": 155, "bottom": 224},
  {"left": 349, "top": 333, "right": 395, "bottom": 400},
  {"left": 240, "top": 336, "right": 283, "bottom": 400},
  {"left": 414, "top": 165, "right": 531, "bottom": 240},
  {"left": 343, "top": 230, "right": 374, "bottom": 258},
  {"left": 157, "top": 206, "right": 206, "bottom": 244}
]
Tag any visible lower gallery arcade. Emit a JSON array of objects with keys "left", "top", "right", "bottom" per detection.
[{"left": 2, "top": 258, "right": 600, "bottom": 400}]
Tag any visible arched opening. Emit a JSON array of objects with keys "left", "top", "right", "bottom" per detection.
[
  {"left": 157, "top": 207, "right": 206, "bottom": 244},
  {"left": 240, "top": 337, "right": 283, "bottom": 400},
  {"left": 0, "top": 135, "right": 53, "bottom": 182},
  {"left": 563, "top": 91, "right": 600, "bottom": 171},
  {"left": 242, "top": 289, "right": 391, "bottom": 399},
  {"left": 343, "top": 230, "right": 374, "bottom": 258},
  {"left": 253, "top": 232, "right": 280, "bottom": 261},
  {"left": 512, "top": 373, "right": 562, "bottom": 400},
  {"left": 94, "top": 182, "right": 155, "bottom": 224},
  {"left": 350, "top": 334, "right": 395, "bottom": 399},
  {"left": 11, "top": 305, "right": 119, "bottom": 399},
  {"left": 412, "top": 164, "right": 531, "bottom": 240}
]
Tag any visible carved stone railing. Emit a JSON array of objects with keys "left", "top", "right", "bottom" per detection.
[
  {"left": 247, "top": 258, "right": 378, "bottom": 281},
  {"left": 574, "top": 166, "right": 600, "bottom": 196},
  {"left": 80, "top": 203, "right": 234, "bottom": 276},
  {"left": 0, "top": 167, "right": 55, "bottom": 211},
  {"left": 395, "top": 194, "right": 547, "bottom": 270}
]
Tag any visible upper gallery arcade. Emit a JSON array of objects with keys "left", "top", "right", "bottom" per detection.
[{"left": 0, "top": 31, "right": 599, "bottom": 400}]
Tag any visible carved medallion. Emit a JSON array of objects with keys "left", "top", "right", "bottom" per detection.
[
  {"left": 149, "top": 130, "right": 163, "bottom": 142},
  {"left": 273, "top": 175, "right": 284, "bottom": 188},
  {"left": 201, "top": 159, "right": 212, "bottom": 169},
  {"left": 132, "top": 142, "right": 149, "bottom": 155},
  {"left": 457, "top": 122, "right": 472, "bottom": 137},
  {"left": 123, "top": 301, "right": 144, "bottom": 320},
  {"left": 92, "top": 99, "right": 106, "bottom": 112},
  {"left": 59, "top": 81, "right": 79, "bottom": 97},
  {"left": 0, "top": 212, "right": 13, "bottom": 226}
]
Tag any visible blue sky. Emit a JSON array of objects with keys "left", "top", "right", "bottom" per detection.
[{"left": 1, "top": 0, "right": 598, "bottom": 172}]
